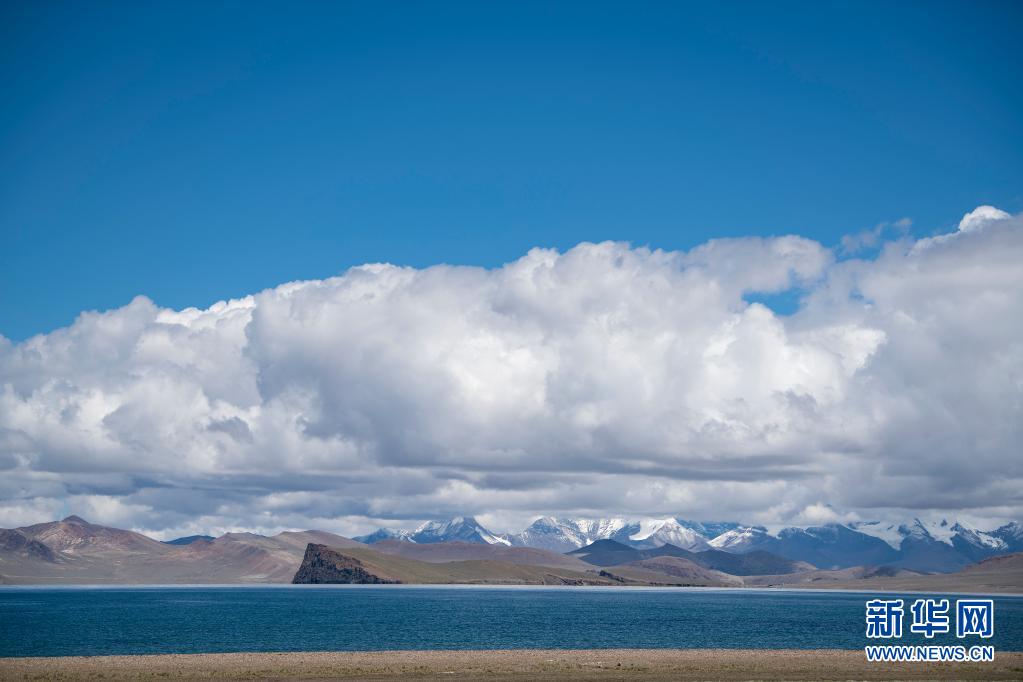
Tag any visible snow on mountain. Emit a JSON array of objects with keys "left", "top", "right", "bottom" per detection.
[
  {"left": 354, "top": 514, "right": 1019, "bottom": 571},
  {"left": 904, "top": 518, "right": 957, "bottom": 545},
  {"left": 356, "top": 517, "right": 510, "bottom": 546},
  {"left": 627, "top": 518, "right": 710, "bottom": 550},
  {"left": 680, "top": 520, "right": 742, "bottom": 539},
  {"left": 507, "top": 517, "right": 716, "bottom": 551},
  {"left": 353, "top": 528, "right": 415, "bottom": 544},
  {"left": 893, "top": 518, "right": 1004, "bottom": 549},
  {"left": 849, "top": 521, "right": 905, "bottom": 550},
  {"left": 708, "top": 526, "right": 772, "bottom": 551},
  {"left": 950, "top": 521, "right": 1006, "bottom": 551},
  {"left": 506, "top": 517, "right": 631, "bottom": 552},
  {"left": 573, "top": 518, "right": 631, "bottom": 542},
  {"left": 852, "top": 518, "right": 1007, "bottom": 552},
  {"left": 410, "top": 517, "right": 511, "bottom": 545},
  {"left": 993, "top": 521, "right": 1023, "bottom": 551},
  {"left": 508, "top": 517, "right": 587, "bottom": 551},
  {"left": 767, "top": 524, "right": 903, "bottom": 569}
]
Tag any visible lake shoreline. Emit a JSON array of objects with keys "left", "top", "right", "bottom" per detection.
[
  {"left": 2, "top": 649, "right": 1023, "bottom": 681},
  {"left": 2, "top": 583, "right": 1021, "bottom": 596}
]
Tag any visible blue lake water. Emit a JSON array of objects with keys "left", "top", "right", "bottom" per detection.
[{"left": 0, "top": 585, "right": 1020, "bottom": 657}]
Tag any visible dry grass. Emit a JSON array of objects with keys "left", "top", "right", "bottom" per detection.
[{"left": 2, "top": 649, "right": 1022, "bottom": 681}]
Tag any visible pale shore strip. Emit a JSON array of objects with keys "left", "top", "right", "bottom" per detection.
[{"left": 2, "top": 649, "right": 1023, "bottom": 681}]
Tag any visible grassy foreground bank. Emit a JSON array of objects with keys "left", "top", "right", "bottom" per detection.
[{"left": 2, "top": 649, "right": 1023, "bottom": 681}]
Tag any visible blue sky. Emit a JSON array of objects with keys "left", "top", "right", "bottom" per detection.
[{"left": 2, "top": 0, "right": 1021, "bottom": 341}]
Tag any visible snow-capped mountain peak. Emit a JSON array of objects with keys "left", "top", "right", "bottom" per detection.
[
  {"left": 505, "top": 517, "right": 631, "bottom": 552},
  {"left": 708, "top": 526, "right": 771, "bottom": 551},
  {"left": 950, "top": 520, "right": 1007, "bottom": 550},
  {"left": 353, "top": 513, "right": 1018, "bottom": 571},
  {"left": 575, "top": 517, "right": 630, "bottom": 539},
  {"left": 413, "top": 516, "right": 511, "bottom": 545},
  {"left": 358, "top": 516, "right": 510, "bottom": 546},
  {"left": 852, "top": 518, "right": 1006, "bottom": 553},
  {"left": 849, "top": 520, "right": 905, "bottom": 550},
  {"left": 991, "top": 522, "right": 1023, "bottom": 553},
  {"left": 909, "top": 518, "right": 956, "bottom": 545},
  {"left": 996, "top": 521, "right": 1023, "bottom": 542},
  {"left": 627, "top": 518, "right": 710, "bottom": 550},
  {"left": 352, "top": 527, "right": 415, "bottom": 544}
]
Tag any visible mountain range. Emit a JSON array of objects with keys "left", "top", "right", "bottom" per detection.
[
  {"left": 354, "top": 517, "right": 512, "bottom": 546},
  {"left": 291, "top": 540, "right": 1022, "bottom": 592},
  {"left": 355, "top": 515, "right": 1023, "bottom": 573},
  {"left": 355, "top": 516, "right": 721, "bottom": 552},
  {"left": 3, "top": 513, "right": 1021, "bottom": 584}
]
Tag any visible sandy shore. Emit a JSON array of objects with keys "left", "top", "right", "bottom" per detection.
[{"left": 2, "top": 649, "right": 1022, "bottom": 681}]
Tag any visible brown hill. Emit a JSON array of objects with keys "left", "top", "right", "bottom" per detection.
[
  {"left": 960, "top": 551, "right": 1023, "bottom": 575},
  {"left": 19, "top": 515, "right": 169, "bottom": 556},
  {"left": 370, "top": 539, "right": 593, "bottom": 571},
  {"left": 274, "top": 530, "right": 364, "bottom": 550},
  {"left": 292, "top": 544, "right": 619, "bottom": 585},
  {"left": 0, "top": 517, "right": 366, "bottom": 584},
  {"left": 741, "top": 565, "right": 924, "bottom": 587},
  {"left": 750, "top": 552, "right": 1023, "bottom": 593},
  {"left": 0, "top": 528, "right": 58, "bottom": 562},
  {"left": 607, "top": 556, "right": 742, "bottom": 586}
]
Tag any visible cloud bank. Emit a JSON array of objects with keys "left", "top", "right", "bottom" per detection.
[{"left": 1, "top": 206, "right": 1021, "bottom": 538}]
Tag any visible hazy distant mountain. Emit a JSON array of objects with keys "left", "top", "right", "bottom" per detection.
[
  {"left": 162, "top": 535, "right": 215, "bottom": 545},
  {"left": 706, "top": 523, "right": 900, "bottom": 569},
  {"left": 566, "top": 539, "right": 642, "bottom": 566},
  {"left": 767, "top": 524, "right": 902, "bottom": 570},
  {"left": 568, "top": 539, "right": 810, "bottom": 576},
  {"left": 689, "top": 549, "right": 815, "bottom": 576},
  {"left": 708, "top": 518, "right": 1013, "bottom": 573}
]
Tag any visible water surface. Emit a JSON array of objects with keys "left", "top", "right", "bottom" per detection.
[{"left": 1, "top": 585, "right": 1020, "bottom": 657}]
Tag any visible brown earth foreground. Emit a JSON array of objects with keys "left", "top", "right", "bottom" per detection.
[{"left": 3, "top": 649, "right": 1023, "bottom": 681}]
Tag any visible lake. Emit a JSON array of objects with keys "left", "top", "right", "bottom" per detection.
[{"left": 1, "top": 585, "right": 1020, "bottom": 657}]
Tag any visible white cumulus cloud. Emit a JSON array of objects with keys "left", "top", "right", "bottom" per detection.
[{"left": 1, "top": 207, "right": 1021, "bottom": 537}]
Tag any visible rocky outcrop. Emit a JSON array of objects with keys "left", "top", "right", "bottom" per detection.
[{"left": 292, "top": 544, "right": 400, "bottom": 584}]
